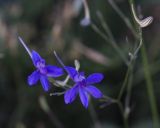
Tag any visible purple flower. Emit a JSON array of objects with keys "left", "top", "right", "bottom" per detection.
[
  {"left": 18, "top": 37, "right": 63, "bottom": 91},
  {"left": 80, "top": 17, "right": 91, "bottom": 27},
  {"left": 64, "top": 66, "right": 103, "bottom": 108}
]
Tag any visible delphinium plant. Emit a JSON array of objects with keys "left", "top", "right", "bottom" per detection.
[{"left": 18, "top": 0, "right": 160, "bottom": 128}]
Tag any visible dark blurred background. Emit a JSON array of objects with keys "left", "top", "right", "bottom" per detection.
[{"left": 0, "top": 0, "right": 160, "bottom": 128}]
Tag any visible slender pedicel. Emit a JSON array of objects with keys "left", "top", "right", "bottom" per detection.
[
  {"left": 54, "top": 51, "right": 65, "bottom": 68},
  {"left": 54, "top": 51, "right": 74, "bottom": 79},
  {"left": 18, "top": 36, "right": 32, "bottom": 58}
]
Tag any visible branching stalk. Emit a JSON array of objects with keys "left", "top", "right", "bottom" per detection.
[
  {"left": 128, "top": 0, "right": 159, "bottom": 127},
  {"left": 107, "top": 0, "right": 138, "bottom": 38},
  {"left": 91, "top": 23, "right": 129, "bottom": 65}
]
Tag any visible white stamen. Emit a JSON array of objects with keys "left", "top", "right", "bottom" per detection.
[
  {"left": 74, "top": 59, "right": 80, "bottom": 71},
  {"left": 18, "top": 36, "right": 32, "bottom": 58}
]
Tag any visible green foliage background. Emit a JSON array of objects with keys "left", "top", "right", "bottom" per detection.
[{"left": 0, "top": 0, "right": 160, "bottom": 128}]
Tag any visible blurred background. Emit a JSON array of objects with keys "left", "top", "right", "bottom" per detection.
[{"left": 0, "top": 0, "right": 160, "bottom": 128}]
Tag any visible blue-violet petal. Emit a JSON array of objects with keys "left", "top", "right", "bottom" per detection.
[
  {"left": 85, "top": 85, "right": 103, "bottom": 98},
  {"left": 40, "top": 76, "right": 50, "bottom": 91},
  {"left": 64, "top": 85, "right": 78, "bottom": 104},
  {"left": 64, "top": 66, "right": 78, "bottom": 80},
  {"left": 31, "top": 50, "right": 43, "bottom": 66},
  {"left": 86, "top": 73, "right": 104, "bottom": 85},
  {"left": 46, "top": 65, "right": 64, "bottom": 77},
  {"left": 28, "top": 70, "right": 40, "bottom": 85},
  {"left": 79, "top": 87, "right": 89, "bottom": 108}
]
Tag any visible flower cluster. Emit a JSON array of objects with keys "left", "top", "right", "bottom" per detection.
[{"left": 19, "top": 37, "right": 104, "bottom": 108}]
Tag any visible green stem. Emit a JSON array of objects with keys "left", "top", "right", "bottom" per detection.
[
  {"left": 89, "top": 100, "right": 102, "bottom": 128},
  {"left": 124, "top": 62, "right": 133, "bottom": 121},
  {"left": 107, "top": 0, "right": 138, "bottom": 38},
  {"left": 128, "top": 0, "right": 159, "bottom": 127},
  {"left": 141, "top": 42, "right": 159, "bottom": 128},
  {"left": 117, "top": 101, "right": 129, "bottom": 128},
  {"left": 118, "top": 64, "right": 131, "bottom": 100},
  {"left": 91, "top": 24, "right": 128, "bottom": 65},
  {"left": 96, "top": 11, "right": 116, "bottom": 42}
]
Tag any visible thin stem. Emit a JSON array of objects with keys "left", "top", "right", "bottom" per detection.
[
  {"left": 118, "top": 45, "right": 139, "bottom": 100},
  {"left": 141, "top": 43, "right": 160, "bottom": 128},
  {"left": 54, "top": 51, "right": 65, "bottom": 68},
  {"left": 117, "top": 101, "right": 129, "bottom": 128},
  {"left": 124, "top": 62, "right": 133, "bottom": 120},
  {"left": 134, "top": 60, "right": 160, "bottom": 85},
  {"left": 96, "top": 11, "right": 116, "bottom": 42},
  {"left": 91, "top": 23, "right": 129, "bottom": 65},
  {"left": 128, "top": 0, "right": 159, "bottom": 127},
  {"left": 117, "top": 56, "right": 134, "bottom": 128},
  {"left": 107, "top": 0, "right": 138, "bottom": 38},
  {"left": 18, "top": 37, "right": 32, "bottom": 58},
  {"left": 89, "top": 100, "right": 102, "bottom": 128},
  {"left": 39, "top": 96, "right": 64, "bottom": 128},
  {"left": 118, "top": 64, "right": 131, "bottom": 100},
  {"left": 50, "top": 91, "right": 66, "bottom": 96},
  {"left": 102, "top": 95, "right": 118, "bottom": 103},
  {"left": 101, "top": 95, "right": 129, "bottom": 128}
]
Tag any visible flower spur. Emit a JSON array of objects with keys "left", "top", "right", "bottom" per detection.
[{"left": 18, "top": 37, "right": 64, "bottom": 91}]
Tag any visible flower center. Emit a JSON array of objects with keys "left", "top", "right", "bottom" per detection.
[
  {"left": 36, "top": 60, "right": 47, "bottom": 75},
  {"left": 74, "top": 74, "right": 86, "bottom": 87},
  {"left": 74, "top": 74, "right": 85, "bottom": 82},
  {"left": 79, "top": 79, "right": 86, "bottom": 87}
]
